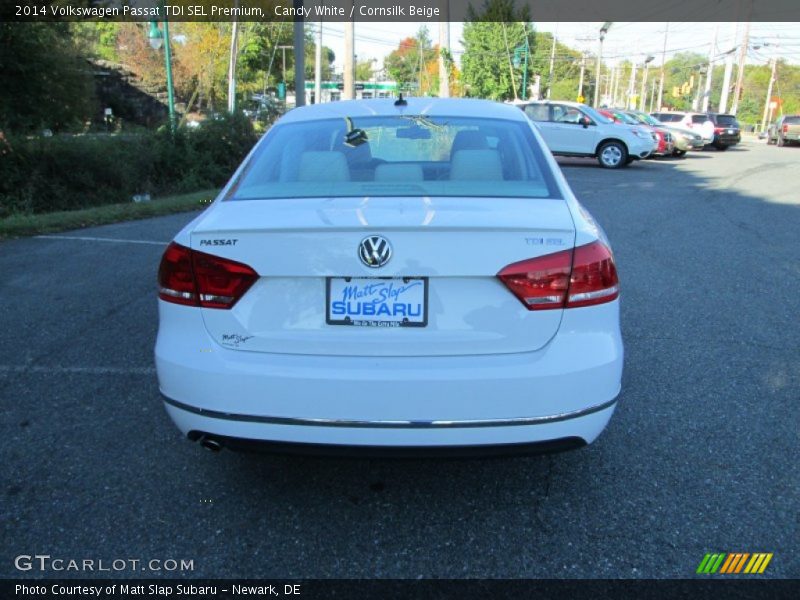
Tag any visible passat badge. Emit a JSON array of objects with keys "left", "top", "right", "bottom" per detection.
[{"left": 358, "top": 235, "right": 392, "bottom": 268}]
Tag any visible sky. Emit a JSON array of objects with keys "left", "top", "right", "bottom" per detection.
[{"left": 315, "top": 21, "right": 800, "bottom": 77}]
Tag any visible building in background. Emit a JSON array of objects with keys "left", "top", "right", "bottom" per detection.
[{"left": 300, "top": 81, "right": 399, "bottom": 104}]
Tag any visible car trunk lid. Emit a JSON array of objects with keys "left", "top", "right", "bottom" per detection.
[{"left": 190, "top": 197, "right": 576, "bottom": 357}]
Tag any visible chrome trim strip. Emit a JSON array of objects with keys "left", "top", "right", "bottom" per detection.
[{"left": 162, "top": 397, "right": 618, "bottom": 429}]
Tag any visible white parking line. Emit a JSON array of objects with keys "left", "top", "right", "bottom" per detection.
[
  {"left": 35, "top": 235, "right": 166, "bottom": 246},
  {"left": 0, "top": 365, "right": 156, "bottom": 375}
]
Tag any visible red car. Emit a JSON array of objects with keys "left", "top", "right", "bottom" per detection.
[{"left": 598, "top": 108, "right": 674, "bottom": 157}]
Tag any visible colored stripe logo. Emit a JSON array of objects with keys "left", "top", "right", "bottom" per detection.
[{"left": 697, "top": 553, "right": 773, "bottom": 574}]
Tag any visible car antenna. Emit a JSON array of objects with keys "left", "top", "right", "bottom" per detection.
[{"left": 394, "top": 93, "right": 407, "bottom": 107}]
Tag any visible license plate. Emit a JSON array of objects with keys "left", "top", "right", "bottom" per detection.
[
  {"left": 326, "top": 277, "right": 428, "bottom": 327},
  {"left": 728, "top": 129, "right": 735, "bottom": 134}
]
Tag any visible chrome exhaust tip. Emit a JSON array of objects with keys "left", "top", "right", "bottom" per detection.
[{"left": 198, "top": 436, "right": 223, "bottom": 452}]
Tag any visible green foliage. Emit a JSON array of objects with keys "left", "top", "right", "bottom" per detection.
[
  {"left": 355, "top": 59, "right": 377, "bottom": 82},
  {"left": 0, "top": 23, "right": 96, "bottom": 133},
  {"left": 659, "top": 52, "right": 708, "bottom": 111},
  {"left": 461, "top": 1, "right": 534, "bottom": 100},
  {"left": 70, "top": 22, "right": 120, "bottom": 61},
  {"left": 532, "top": 32, "right": 583, "bottom": 101},
  {"left": 0, "top": 189, "right": 216, "bottom": 239},
  {"left": 0, "top": 113, "right": 257, "bottom": 218},
  {"left": 385, "top": 27, "right": 437, "bottom": 92}
]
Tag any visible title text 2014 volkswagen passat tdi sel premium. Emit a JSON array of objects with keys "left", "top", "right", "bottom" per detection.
[{"left": 155, "top": 98, "right": 623, "bottom": 456}]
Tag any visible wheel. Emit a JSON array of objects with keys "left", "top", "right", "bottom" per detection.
[
  {"left": 597, "top": 141, "right": 628, "bottom": 169},
  {"left": 672, "top": 149, "right": 687, "bottom": 158},
  {"left": 777, "top": 135, "right": 785, "bottom": 147}
]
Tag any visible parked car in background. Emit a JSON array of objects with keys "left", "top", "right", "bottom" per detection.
[
  {"left": 651, "top": 112, "right": 740, "bottom": 150},
  {"left": 651, "top": 111, "right": 715, "bottom": 145},
  {"left": 155, "top": 98, "right": 624, "bottom": 456},
  {"left": 767, "top": 115, "right": 800, "bottom": 146},
  {"left": 518, "top": 100, "right": 653, "bottom": 168},
  {"left": 705, "top": 113, "right": 741, "bottom": 150},
  {"left": 598, "top": 108, "right": 673, "bottom": 157},
  {"left": 624, "top": 109, "right": 705, "bottom": 157}
]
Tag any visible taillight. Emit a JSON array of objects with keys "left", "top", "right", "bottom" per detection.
[
  {"left": 566, "top": 241, "right": 620, "bottom": 308},
  {"left": 783, "top": 124, "right": 789, "bottom": 133},
  {"left": 158, "top": 243, "right": 198, "bottom": 306},
  {"left": 158, "top": 242, "right": 258, "bottom": 309},
  {"left": 497, "top": 241, "right": 619, "bottom": 310},
  {"left": 497, "top": 249, "right": 572, "bottom": 310},
  {"left": 714, "top": 127, "right": 725, "bottom": 134}
]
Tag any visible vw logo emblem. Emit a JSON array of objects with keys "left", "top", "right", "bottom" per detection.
[{"left": 358, "top": 235, "right": 392, "bottom": 268}]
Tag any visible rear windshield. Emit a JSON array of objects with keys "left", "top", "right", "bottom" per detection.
[
  {"left": 612, "top": 111, "right": 639, "bottom": 125},
  {"left": 714, "top": 114, "right": 738, "bottom": 126},
  {"left": 226, "top": 116, "right": 560, "bottom": 200},
  {"left": 630, "top": 112, "right": 661, "bottom": 127},
  {"left": 783, "top": 116, "right": 800, "bottom": 124},
  {"left": 654, "top": 113, "right": 685, "bottom": 122}
]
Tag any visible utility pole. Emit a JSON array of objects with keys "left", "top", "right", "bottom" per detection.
[
  {"left": 279, "top": 45, "right": 291, "bottom": 89},
  {"left": 719, "top": 52, "right": 735, "bottom": 113},
  {"left": 502, "top": 22, "right": 518, "bottom": 100},
  {"left": 227, "top": 2, "right": 239, "bottom": 113},
  {"left": 438, "top": 4, "right": 450, "bottom": 97},
  {"left": 718, "top": 23, "right": 738, "bottom": 113},
  {"left": 594, "top": 22, "right": 612, "bottom": 107},
  {"left": 343, "top": 7, "right": 355, "bottom": 99},
  {"left": 293, "top": 0, "right": 305, "bottom": 106},
  {"left": 547, "top": 33, "right": 556, "bottom": 98},
  {"left": 701, "top": 25, "right": 718, "bottom": 112},
  {"left": 649, "top": 79, "right": 657, "bottom": 112},
  {"left": 731, "top": 20, "right": 750, "bottom": 115},
  {"left": 578, "top": 54, "right": 586, "bottom": 101},
  {"left": 628, "top": 57, "right": 638, "bottom": 110},
  {"left": 639, "top": 56, "right": 654, "bottom": 111},
  {"left": 656, "top": 22, "right": 669, "bottom": 112},
  {"left": 314, "top": 23, "right": 322, "bottom": 104},
  {"left": 760, "top": 56, "right": 777, "bottom": 132}
]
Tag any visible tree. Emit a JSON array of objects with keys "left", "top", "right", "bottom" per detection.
[
  {"left": 0, "top": 23, "right": 95, "bottom": 133},
  {"left": 70, "top": 22, "right": 120, "bottom": 62},
  {"left": 355, "top": 58, "right": 376, "bottom": 81},
  {"left": 385, "top": 27, "right": 437, "bottom": 93},
  {"left": 658, "top": 52, "right": 708, "bottom": 111},
  {"left": 530, "top": 31, "right": 583, "bottom": 101},
  {"left": 461, "top": 0, "right": 535, "bottom": 100}
]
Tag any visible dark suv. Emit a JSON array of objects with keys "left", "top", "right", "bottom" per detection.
[{"left": 705, "top": 113, "right": 741, "bottom": 150}]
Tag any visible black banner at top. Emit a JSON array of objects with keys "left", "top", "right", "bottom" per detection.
[{"left": 3, "top": 0, "right": 800, "bottom": 23}]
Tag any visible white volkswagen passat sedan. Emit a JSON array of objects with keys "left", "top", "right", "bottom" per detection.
[{"left": 155, "top": 98, "right": 623, "bottom": 456}]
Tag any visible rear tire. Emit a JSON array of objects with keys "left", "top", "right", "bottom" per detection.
[
  {"left": 672, "top": 149, "right": 687, "bottom": 158},
  {"left": 597, "top": 141, "right": 628, "bottom": 169}
]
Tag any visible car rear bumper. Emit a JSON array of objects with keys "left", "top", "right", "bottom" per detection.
[
  {"left": 714, "top": 133, "right": 740, "bottom": 146},
  {"left": 155, "top": 300, "right": 623, "bottom": 450}
]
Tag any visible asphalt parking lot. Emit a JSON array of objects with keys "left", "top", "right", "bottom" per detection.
[{"left": 1, "top": 139, "right": 798, "bottom": 579}]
